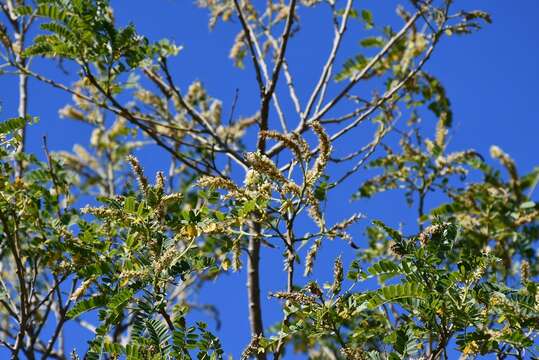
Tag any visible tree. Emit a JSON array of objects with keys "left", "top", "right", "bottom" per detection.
[{"left": 0, "top": 0, "right": 537, "bottom": 359}]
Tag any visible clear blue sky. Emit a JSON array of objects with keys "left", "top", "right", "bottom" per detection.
[{"left": 1, "top": 0, "right": 538, "bottom": 358}]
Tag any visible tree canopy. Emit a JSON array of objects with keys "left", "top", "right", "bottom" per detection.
[{"left": 0, "top": 0, "right": 537, "bottom": 359}]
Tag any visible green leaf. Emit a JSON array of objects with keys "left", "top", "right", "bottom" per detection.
[
  {"left": 368, "top": 259, "right": 403, "bottom": 282},
  {"left": 145, "top": 319, "right": 172, "bottom": 352},
  {"left": 67, "top": 295, "right": 107, "bottom": 319},
  {"left": 35, "top": 4, "right": 68, "bottom": 22},
  {"left": 103, "top": 341, "right": 124, "bottom": 356},
  {"left": 14, "top": 5, "right": 33, "bottom": 16},
  {"left": 368, "top": 282, "right": 425, "bottom": 309},
  {"left": 347, "top": 260, "right": 367, "bottom": 281},
  {"left": 0, "top": 117, "right": 27, "bottom": 135},
  {"left": 40, "top": 22, "right": 75, "bottom": 40},
  {"left": 125, "top": 343, "right": 144, "bottom": 359},
  {"left": 335, "top": 54, "right": 368, "bottom": 82},
  {"left": 107, "top": 288, "right": 135, "bottom": 312},
  {"left": 314, "top": 181, "right": 328, "bottom": 201},
  {"left": 124, "top": 196, "right": 136, "bottom": 213},
  {"left": 372, "top": 220, "right": 402, "bottom": 242},
  {"left": 361, "top": 9, "right": 374, "bottom": 29},
  {"left": 360, "top": 37, "right": 385, "bottom": 48},
  {"left": 239, "top": 199, "right": 257, "bottom": 217}
]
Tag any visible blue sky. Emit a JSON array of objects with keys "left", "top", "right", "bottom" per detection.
[{"left": 1, "top": 0, "right": 538, "bottom": 358}]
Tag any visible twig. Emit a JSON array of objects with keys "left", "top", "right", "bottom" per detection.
[
  {"left": 266, "top": 10, "right": 422, "bottom": 159},
  {"left": 233, "top": 0, "right": 266, "bottom": 96},
  {"left": 258, "top": 0, "right": 297, "bottom": 151},
  {"left": 303, "top": 0, "right": 354, "bottom": 121}
]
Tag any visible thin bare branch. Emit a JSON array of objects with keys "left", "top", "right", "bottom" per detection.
[
  {"left": 233, "top": 0, "right": 266, "bottom": 96},
  {"left": 309, "top": 11, "right": 422, "bottom": 123},
  {"left": 266, "top": 10, "right": 422, "bottom": 159},
  {"left": 303, "top": 0, "right": 354, "bottom": 121}
]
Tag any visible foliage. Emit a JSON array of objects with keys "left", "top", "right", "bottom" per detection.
[
  {"left": 0, "top": 0, "right": 536, "bottom": 359},
  {"left": 273, "top": 221, "right": 539, "bottom": 359}
]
